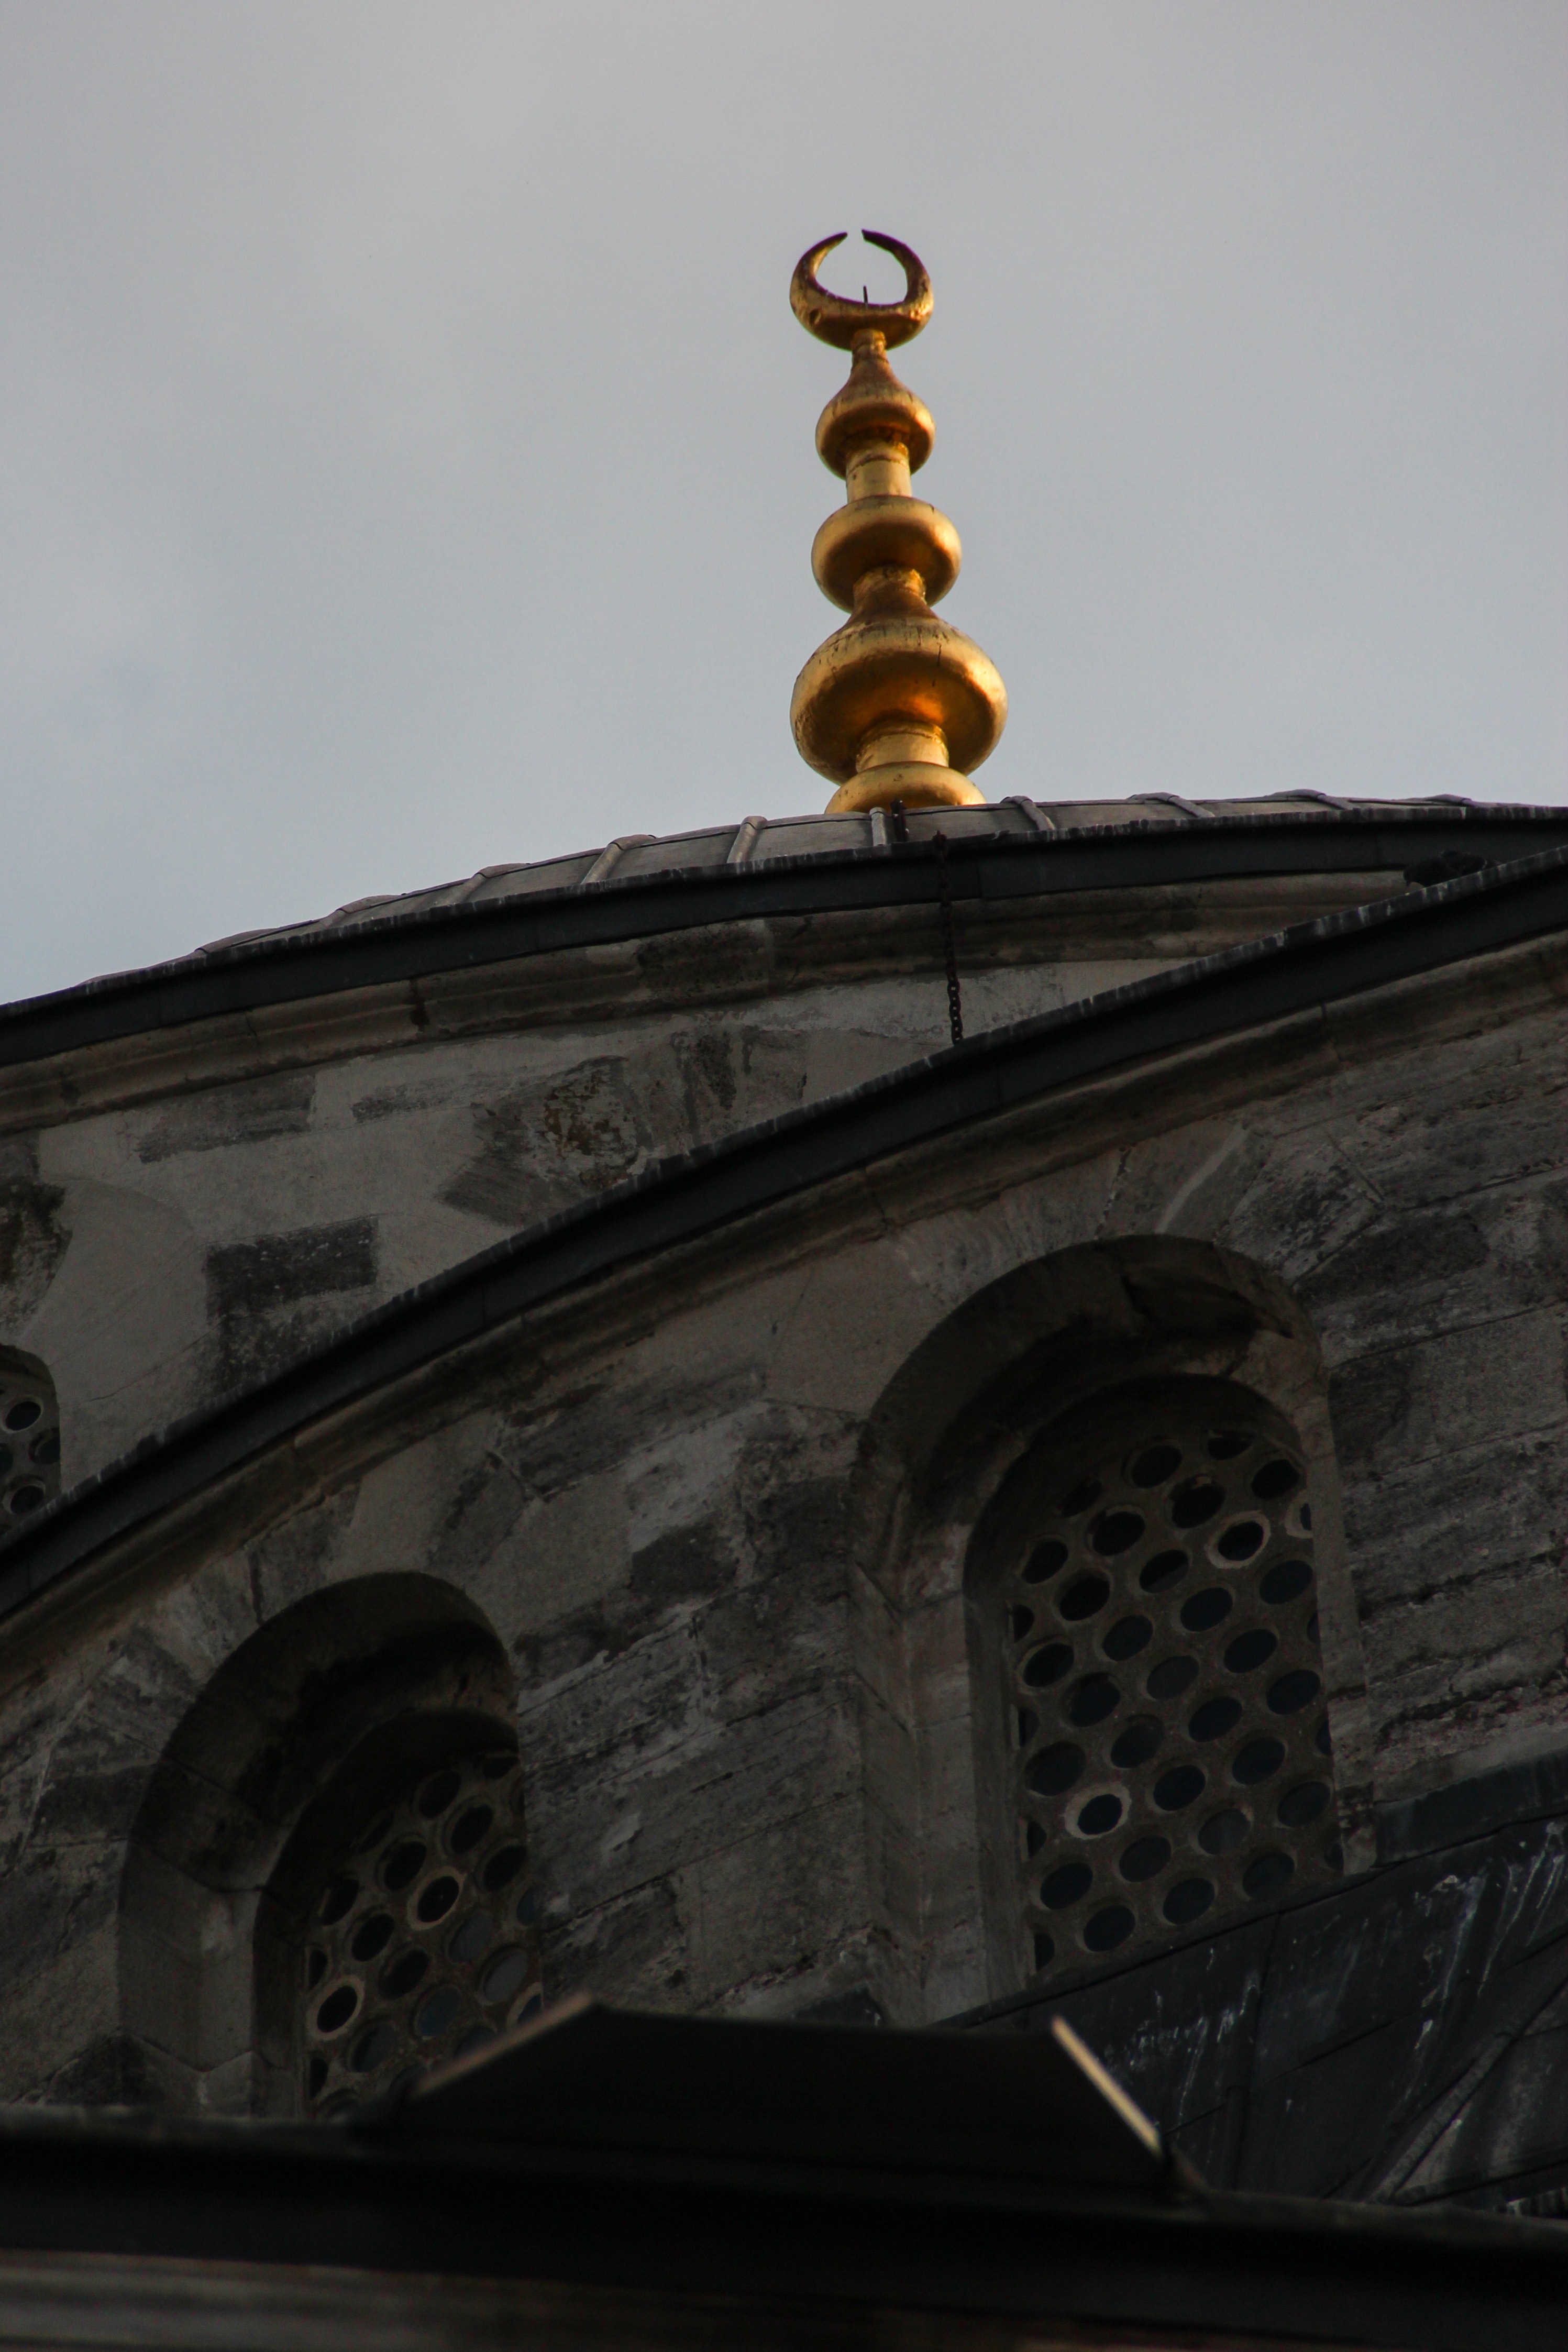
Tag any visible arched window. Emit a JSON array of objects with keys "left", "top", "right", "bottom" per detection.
[
  {"left": 0, "top": 1347, "right": 59, "bottom": 1520},
  {"left": 122, "top": 1575, "right": 528, "bottom": 2119},
  {"left": 971, "top": 1381, "right": 1341, "bottom": 1987},
  {"left": 290, "top": 1741, "right": 542, "bottom": 2119}
]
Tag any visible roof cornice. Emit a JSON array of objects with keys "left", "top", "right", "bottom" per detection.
[{"left": 1, "top": 805, "right": 1563, "bottom": 1075}]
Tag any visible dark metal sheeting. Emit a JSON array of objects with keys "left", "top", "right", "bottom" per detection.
[{"left": 954, "top": 1756, "right": 1568, "bottom": 2216}]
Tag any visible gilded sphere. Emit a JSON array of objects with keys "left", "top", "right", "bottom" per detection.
[{"left": 790, "top": 610, "right": 1008, "bottom": 784}]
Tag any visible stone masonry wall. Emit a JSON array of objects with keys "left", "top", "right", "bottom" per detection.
[{"left": 0, "top": 937, "right": 1562, "bottom": 2106}]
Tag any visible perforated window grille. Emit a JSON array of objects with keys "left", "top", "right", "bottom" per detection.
[
  {"left": 300, "top": 1747, "right": 541, "bottom": 2118},
  {"left": 999, "top": 1404, "right": 1340, "bottom": 1983},
  {"left": 0, "top": 1364, "right": 59, "bottom": 1520}
]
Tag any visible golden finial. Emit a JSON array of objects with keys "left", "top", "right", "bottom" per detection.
[{"left": 789, "top": 232, "right": 1007, "bottom": 814}]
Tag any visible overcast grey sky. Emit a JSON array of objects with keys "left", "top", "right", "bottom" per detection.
[{"left": 1, "top": 2, "right": 1564, "bottom": 1003}]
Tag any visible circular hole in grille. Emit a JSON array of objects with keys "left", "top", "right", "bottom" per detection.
[
  {"left": 1129, "top": 1443, "right": 1181, "bottom": 1487},
  {"left": 1022, "top": 1643, "right": 1073, "bottom": 1688},
  {"left": 1090, "top": 1509, "right": 1143, "bottom": 1557},
  {"left": 1260, "top": 1559, "right": 1313, "bottom": 1604},
  {"left": 306, "top": 1947, "right": 328, "bottom": 1990},
  {"left": 381, "top": 1948, "right": 429, "bottom": 2000},
  {"left": 448, "top": 1805, "right": 494, "bottom": 1855},
  {"left": 1233, "top": 1737, "right": 1286, "bottom": 1785},
  {"left": 1206, "top": 1430, "right": 1251, "bottom": 1460},
  {"left": 482, "top": 1843, "right": 528, "bottom": 1893},
  {"left": 380, "top": 1841, "right": 426, "bottom": 1893},
  {"left": 1119, "top": 1835, "right": 1171, "bottom": 1882},
  {"left": 1243, "top": 1851, "right": 1295, "bottom": 1900},
  {"left": 1026, "top": 1743, "right": 1086, "bottom": 1796},
  {"left": 1224, "top": 1628, "right": 1277, "bottom": 1675},
  {"left": 1171, "top": 1477, "right": 1223, "bottom": 1528},
  {"left": 4, "top": 1399, "right": 40, "bottom": 1431},
  {"left": 1059, "top": 1574, "right": 1110, "bottom": 1621},
  {"left": 1009, "top": 1605, "right": 1035, "bottom": 1641},
  {"left": 1267, "top": 1669, "right": 1321, "bottom": 1715},
  {"left": 481, "top": 1946, "right": 534, "bottom": 2005},
  {"left": 1076, "top": 1793, "right": 1124, "bottom": 1837},
  {"left": 1189, "top": 1695, "right": 1243, "bottom": 1743},
  {"left": 1163, "top": 1878, "right": 1215, "bottom": 1926},
  {"left": 1146, "top": 1655, "right": 1197, "bottom": 1700},
  {"left": 414, "top": 1984, "right": 462, "bottom": 2040},
  {"left": 448, "top": 1912, "right": 495, "bottom": 1963},
  {"left": 1066, "top": 1675, "right": 1121, "bottom": 1727},
  {"left": 1103, "top": 1614, "right": 1152, "bottom": 1662},
  {"left": 1084, "top": 1905, "right": 1134, "bottom": 1952},
  {"left": 350, "top": 1913, "right": 395, "bottom": 1962},
  {"left": 1110, "top": 1717, "right": 1162, "bottom": 1769},
  {"left": 415, "top": 1874, "right": 461, "bottom": 1924},
  {"left": 349, "top": 2022, "right": 399, "bottom": 2075},
  {"left": 29, "top": 1432, "right": 59, "bottom": 1466},
  {"left": 1216, "top": 1518, "right": 1266, "bottom": 1562},
  {"left": 1180, "top": 1586, "right": 1232, "bottom": 1632},
  {"left": 1153, "top": 1764, "right": 1205, "bottom": 1812},
  {"left": 1140, "top": 1550, "right": 1188, "bottom": 1594},
  {"left": 9, "top": 1483, "right": 45, "bottom": 1515},
  {"left": 1041, "top": 1861, "right": 1092, "bottom": 1908},
  {"left": 1316, "top": 1717, "right": 1333, "bottom": 1755},
  {"left": 1278, "top": 1781, "right": 1330, "bottom": 1827},
  {"left": 315, "top": 1983, "right": 359, "bottom": 2037},
  {"left": 1199, "top": 1807, "right": 1250, "bottom": 1854},
  {"left": 1023, "top": 1541, "right": 1068, "bottom": 1583},
  {"left": 1252, "top": 1458, "right": 1300, "bottom": 1500},
  {"left": 1032, "top": 1932, "right": 1054, "bottom": 1972}
]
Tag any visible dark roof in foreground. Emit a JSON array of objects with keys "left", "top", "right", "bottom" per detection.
[{"left": 2, "top": 1997, "right": 1566, "bottom": 2351}]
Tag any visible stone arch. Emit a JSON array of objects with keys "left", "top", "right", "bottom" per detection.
[
  {"left": 120, "top": 1572, "right": 516, "bottom": 2117},
  {"left": 847, "top": 1234, "right": 1370, "bottom": 2020}
]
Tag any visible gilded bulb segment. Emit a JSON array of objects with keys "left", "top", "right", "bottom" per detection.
[
  {"left": 815, "top": 336, "right": 935, "bottom": 481},
  {"left": 811, "top": 498, "right": 960, "bottom": 611},
  {"left": 790, "top": 233, "right": 1007, "bottom": 815}
]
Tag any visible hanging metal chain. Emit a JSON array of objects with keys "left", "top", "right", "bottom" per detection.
[{"left": 933, "top": 830, "right": 964, "bottom": 1046}]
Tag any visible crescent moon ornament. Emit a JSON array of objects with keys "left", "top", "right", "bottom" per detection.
[{"left": 789, "top": 230, "right": 933, "bottom": 350}]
